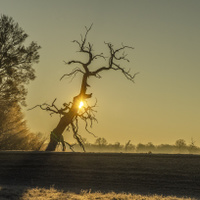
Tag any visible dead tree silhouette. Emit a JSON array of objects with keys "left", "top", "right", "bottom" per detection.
[{"left": 30, "top": 25, "right": 138, "bottom": 151}]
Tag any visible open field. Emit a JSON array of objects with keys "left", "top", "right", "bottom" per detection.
[{"left": 0, "top": 151, "right": 200, "bottom": 199}]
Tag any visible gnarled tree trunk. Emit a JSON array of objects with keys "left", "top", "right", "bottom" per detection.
[
  {"left": 31, "top": 25, "right": 137, "bottom": 152},
  {"left": 45, "top": 113, "right": 73, "bottom": 151},
  {"left": 45, "top": 74, "right": 91, "bottom": 151}
]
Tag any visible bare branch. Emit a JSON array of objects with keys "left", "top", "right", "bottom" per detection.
[
  {"left": 81, "top": 24, "right": 93, "bottom": 50},
  {"left": 28, "top": 98, "right": 72, "bottom": 116},
  {"left": 28, "top": 103, "right": 59, "bottom": 115},
  {"left": 72, "top": 40, "right": 82, "bottom": 49},
  {"left": 77, "top": 99, "right": 98, "bottom": 137},
  {"left": 65, "top": 60, "right": 85, "bottom": 66},
  {"left": 63, "top": 141, "right": 75, "bottom": 152},
  {"left": 60, "top": 67, "right": 84, "bottom": 81},
  {"left": 89, "top": 42, "right": 138, "bottom": 82},
  {"left": 112, "top": 62, "right": 139, "bottom": 82},
  {"left": 92, "top": 53, "right": 106, "bottom": 61},
  {"left": 71, "top": 120, "right": 86, "bottom": 152}
]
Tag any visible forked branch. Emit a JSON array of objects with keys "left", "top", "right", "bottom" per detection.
[
  {"left": 90, "top": 42, "right": 138, "bottom": 82},
  {"left": 28, "top": 98, "right": 72, "bottom": 116},
  {"left": 29, "top": 24, "right": 138, "bottom": 152}
]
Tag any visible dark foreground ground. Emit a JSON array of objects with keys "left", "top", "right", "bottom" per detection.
[{"left": 0, "top": 151, "right": 200, "bottom": 199}]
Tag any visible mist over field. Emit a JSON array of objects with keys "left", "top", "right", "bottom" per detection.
[
  {"left": 1, "top": 0, "right": 200, "bottom": 199},
  {"left": 51, "top": 137, "right": 200, "bottom": 155}
]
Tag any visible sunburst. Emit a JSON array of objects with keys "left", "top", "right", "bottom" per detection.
[{"left": 79, "top": 101, "right": 84, "bottom": 109}]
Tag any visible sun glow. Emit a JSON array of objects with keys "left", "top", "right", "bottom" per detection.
[{"left": 79, "top": 101, "right": 84, "bottom": 109}]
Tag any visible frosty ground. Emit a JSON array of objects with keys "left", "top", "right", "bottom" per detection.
[{"left": 0, "top": 151, "right": 200, "bottom": 199}]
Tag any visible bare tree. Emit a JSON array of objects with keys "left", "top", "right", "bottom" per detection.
[{"left": 30, "top": 25, "right": 138, "bottom": 151}]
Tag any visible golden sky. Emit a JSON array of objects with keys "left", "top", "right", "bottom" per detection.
[{"left": 1, "top": 0, "right": 200, "bottom": 146}]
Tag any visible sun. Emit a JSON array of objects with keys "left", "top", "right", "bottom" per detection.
[{"left": 79, "top": 101, "right": 84, "bottom": 109}]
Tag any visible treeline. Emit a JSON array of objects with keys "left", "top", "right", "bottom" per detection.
[{"left": 71, "top": 138, "right": 200, "bottom": 154}]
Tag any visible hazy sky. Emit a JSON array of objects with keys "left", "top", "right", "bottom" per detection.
[{"left": 1, "top": 0, "right": 200, "bottom": 146}]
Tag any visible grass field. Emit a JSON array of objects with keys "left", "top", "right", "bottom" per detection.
[{"left": 0, "top": 151, "right": 200, "bottom": 199}]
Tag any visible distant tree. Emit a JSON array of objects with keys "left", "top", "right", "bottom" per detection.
[
  {"left": 126, "top": 143, "right": 135, "bottom": 152},
  {"left": 188, "top": 138, "right": 199, "bottom": 154},
  {"left": 95, "top": 137, "right": 108, "bottom": 146},
  {"left": 30, "top": 25, "right": 138, "bottom": 151},
  {"left": 0, "top": 15, "right": 40, "bottom": 106},
  {"left": 175, "top": 139, "right": 187, "bottom": 153},
  {"left": 175, "top": 139, "right": 186, "bottom": 148},
  {"left": 156, "top": 144, "right": 175, "bottom": 154},
  {"left": 146, "top": 142, "right": 155, "bottom": 152},
  {"left": 136, "top": 142, "right": 155, "bottom": 153},
  {"left": 113, "top": 142, "right": 123, "bottom": 152},
  {"left": 125, "top": 140, "right": 131, "bottom": 151},
  {"left": 136, "top": 143, "right": 146, "bottom": 153}
]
